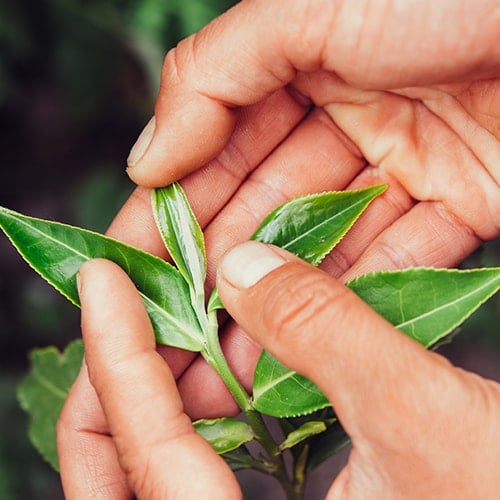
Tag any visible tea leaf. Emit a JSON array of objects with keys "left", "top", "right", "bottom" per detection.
[
  {"left": 0, "top": 206, "right": 204, "bottom": 351},
  {"left": 152, "top": 185, "right": 208, "bottom": 329},
  {"left": 220, "top": 446, "right": 261, "bottom": 472},
  {"left": 279, "top": 420, "right": 328, "bottom": 451},
  {"left": 306, "top": 421, "right": 350, "bottom": 470},
  {"left": 193, "top": 418, "right": 254, "bottom": 454},
  {"left": 348, "top": 267, "right": 500, "bottom": 347},
  {"left": 252, "top": 184, "right": 387, "bottom": 265},
  {"left": 252, "top": 352, "right": 329, "bottom": 417},
  {"left": 207, "top": 287, "right": 224, "bottom": 313},
  {"left": 17, "top": 340, "right": 84, "bottom": 471}
]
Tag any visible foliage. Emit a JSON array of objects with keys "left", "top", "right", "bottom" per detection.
[
  {"left": 1, "top": 182, "right": 499, "bottom": 498},
  {"left": 17, "top": 340, "right": 84, "bottom": 471}
]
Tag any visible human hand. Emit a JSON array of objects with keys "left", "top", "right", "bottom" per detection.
[
  {"left": 57, "top": 259, "right": 241, "bottom": 499},
  {"left": 215, "top": 241, "right": 500, "bottom": 499},
  {"left": 105, "top": 0, "right": 499, "bottom": 418},
  {"left": 125, "top": 0, "right": 499, "bottom": 240}
]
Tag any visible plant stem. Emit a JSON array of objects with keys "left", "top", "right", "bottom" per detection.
[
  {"left": 203, "top": 310, "right": 300, "bottom": 498},
  {"left": 203, "top": 311, "right": 253, "bottom": 412},
  {"left": 292, "top": 444, "right": 309, "bottom": 498}
]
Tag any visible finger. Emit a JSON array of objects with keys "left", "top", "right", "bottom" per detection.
[
  {"left": 215, "top": 241, "right": 456, "bottom": 441},
  {"left": 107, "top": 87, "right": 308, "bottom": 254},
  {"left": 294, "top": 71, "right": 500, "bottom": 239},
  {"left": 203, "top": 108, "right": 365, "bottom": 285},
  {"left": 340, "top": 201, "right": 481, "bottom": 282},
  {"left": 58, "top": 362, "right": 131, "bottom": 499},
  {"left": 78, "top": 259, "right": 240, "bottom": 499},
  {"left": 126, "top": 0, "right": 499, "bottom": 185}
]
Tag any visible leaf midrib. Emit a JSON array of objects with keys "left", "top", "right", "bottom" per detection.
[
  {"left": 253, "top": 370, "right": 299, "bottom": 401},
  {"left": 32, "top": 370, "right": 68, "bottom": 400},
  {"left": 280, "top": 195, "right": 370, "bottom": 250},
  {"left": 4, "top": 210, "right": 202, "bottom": 342},
  {"left": 396, "top": 275, "right": 499, "bottom": 331}
]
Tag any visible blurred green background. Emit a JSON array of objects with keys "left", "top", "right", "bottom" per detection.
[{"left": 0, "top": 1, "right": 498, "bottom": 499}]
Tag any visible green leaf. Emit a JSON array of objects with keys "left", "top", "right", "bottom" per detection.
[
  {"left": 17, "top": 340, "right": 84, "bottom": 471},
  {"left": 278, "top": 420, "right": 328, "bottom": 451},
  {"left": 152, "top": 184, "right": 208, "bottom": 329},
  {"left": 347, "top": 267, "right": 500, "bottom": 348},
  {"left": 193, "top": 418, "right": 254, "bottom": 454},
  {"left": 207, "top": 287, "right": 224, "bottom": 313},
  {"left": 253, "top": 352, "right": 329, "bottom": 417},
  {"left": 252, "top": 184, "right": 387, "bottom": 265},
  {"left": 0, "top": 206, "right": 204, "bottom": 351},
  {"left": 220, "top": 446, "right": 261, "bottom": 472}
]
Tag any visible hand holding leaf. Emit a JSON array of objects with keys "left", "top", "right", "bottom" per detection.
[{"left": 2, "top": 182, "right": 499, "bottom": 499}]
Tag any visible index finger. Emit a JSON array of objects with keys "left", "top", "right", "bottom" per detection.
[{"left": 78, "top": 258, "right": 240, "bottom": 499}]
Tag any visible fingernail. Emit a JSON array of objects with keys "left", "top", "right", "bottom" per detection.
[
  {"left": 220, "top": 241, "right": 287, "bottom": 289},
  {"left": 127, "top": 116, "right": 156, "bottom": 168},
  {"left": 76, "top": 272, "right": 82, "bottom": 296}
]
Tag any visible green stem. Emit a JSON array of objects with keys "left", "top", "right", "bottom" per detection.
[
  {"left": 203, "top": 310, "right": 299, "bottom": 498},
  {"left": 292, "top": 444, "right": 309, "bottom": 498},
  {"left": 202, "top": 311, "right": 252, "bottom": 412}
]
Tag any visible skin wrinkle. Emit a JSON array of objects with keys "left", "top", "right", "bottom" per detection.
[
  {"left": 418, "top": 86, "right": 500, "bottom": 184},
  {"left": 279, "top": 0, "right": 337, "bottom": 73},
  {"left": 325, "top": 91, "right": 498, "bottom": 239},
  {"left": 457, "top": 81, "right": 500, "bottom": 137}
]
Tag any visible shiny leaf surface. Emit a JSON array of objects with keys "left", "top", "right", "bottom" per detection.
[
  {"left": 252, "top": 184, "right": 387, "bottom": 265},
  {"left": 279, "top": 420, "right": 328, "bottom": 451},
  {"left": 253, "top": 352, "right": 329, "bottom": 417},
  {"left": 152, "top": 184, "right": 208, "bottom": 329},
  {"left": 348, "top": 267, "right": 500, "bottom": 348},
  {"left": 0, "top": 206, "right": 203, "bottom": 350}
]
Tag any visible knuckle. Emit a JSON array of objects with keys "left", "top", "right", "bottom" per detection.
[{"left": 262, "top": 267, "right": 352, "bottom": 350}]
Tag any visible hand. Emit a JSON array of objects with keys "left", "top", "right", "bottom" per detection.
[
  {"left": 215, "top": 241, "right": 500, "bottom": 498},
  {"left": 58, "top": 246, "right": 500, "bottom": 498},
  {"left": 106, "top": 0, "right": 499, "bottom": 415},
  {"left": 57, "top": 259, "right": 241, "bottom": 499}
]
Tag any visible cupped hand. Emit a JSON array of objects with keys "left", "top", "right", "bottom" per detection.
[{"left": 106, "top": 0, "right": 499, "bottom": 415}]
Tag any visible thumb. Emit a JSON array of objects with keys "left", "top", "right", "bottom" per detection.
[{"left": 216, "top": 241, "right": 452, "bottom": 438}]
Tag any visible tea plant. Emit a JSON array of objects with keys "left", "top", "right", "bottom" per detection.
[{"left": 1, "top": 183, "right": 499, "bottom": 499}]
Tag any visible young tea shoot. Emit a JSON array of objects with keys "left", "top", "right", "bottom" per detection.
[{"left": 1, "top": 182, "right": 499, "bottom": 499}]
